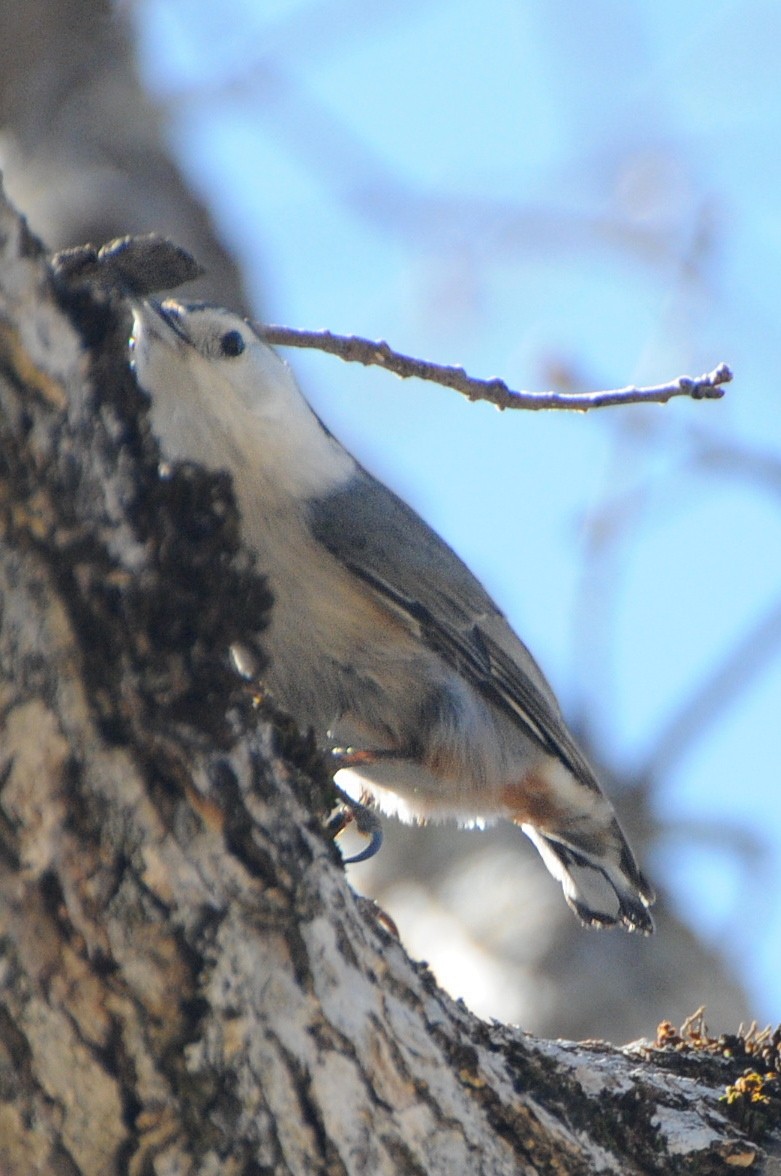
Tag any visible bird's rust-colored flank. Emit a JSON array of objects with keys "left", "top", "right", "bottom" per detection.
[{"left": 500, "top": 770, "right": 574, "bottom": 829}]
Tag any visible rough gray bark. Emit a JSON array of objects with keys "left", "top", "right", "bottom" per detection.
[{"left": 0, "top": 185, "right": 779, "bottom": 1175}]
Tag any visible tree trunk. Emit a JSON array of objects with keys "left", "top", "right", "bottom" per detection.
[
  {"left": 0, "top": 183, "right": 778, "bottom": 1175},
  {"left": 0, "top": 0, "right": 249, "bottom": 312}
]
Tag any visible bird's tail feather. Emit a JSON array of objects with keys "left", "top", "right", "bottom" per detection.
[{"left": 522, "top": 824, "right": 655, "bottom": 934}]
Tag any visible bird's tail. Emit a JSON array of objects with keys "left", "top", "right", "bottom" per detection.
[{"left": 522, "top": 821, "right": 655, "bottom": 934}]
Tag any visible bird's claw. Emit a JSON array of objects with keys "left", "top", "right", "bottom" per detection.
[{"left": 328, "top": 784, "right": 384, "bottom": 864}]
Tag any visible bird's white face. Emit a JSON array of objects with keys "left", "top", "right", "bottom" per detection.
[
  {"left": 131, "top": 300, "right": 301, "bottom": 420},
  {"left": 130, "top": 299, "right": 355, "bottom": 496}
]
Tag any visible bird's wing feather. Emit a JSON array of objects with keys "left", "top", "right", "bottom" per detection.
[{"left": 308, "top": 471, "right": 599, "bottom": 789}]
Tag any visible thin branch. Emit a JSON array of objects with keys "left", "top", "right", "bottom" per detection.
[{"left": 259, "top": 325, "right": 732, "bottom": 412}]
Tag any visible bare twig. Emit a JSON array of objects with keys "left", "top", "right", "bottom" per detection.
[{"left": 259, "top": 325, "right": 732, "bottom": 412}]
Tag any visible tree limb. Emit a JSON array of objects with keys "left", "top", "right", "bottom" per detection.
[{"left": 261, "top": 324, "right": 732, "bottom": 412}]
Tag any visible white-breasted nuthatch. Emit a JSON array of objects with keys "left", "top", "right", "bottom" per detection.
[{"left": 130, "top": 299, "right": 655, "bottom": 934}]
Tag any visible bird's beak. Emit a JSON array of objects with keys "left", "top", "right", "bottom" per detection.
[{"left": 132, "top": 299, "right": 192, "bottom": 349}]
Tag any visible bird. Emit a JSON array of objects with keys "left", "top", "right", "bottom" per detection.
[{"left": 130, "top": 298, "right": 655, "bottom": 934}]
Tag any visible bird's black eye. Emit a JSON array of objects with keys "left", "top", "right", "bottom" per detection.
[{"left": 220, "top": 329, "right": 245, "bottom": 358}]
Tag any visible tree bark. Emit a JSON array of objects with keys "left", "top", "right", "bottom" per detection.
[{"left": 0, "top": 184, "right": 778, "bottom": 1175}]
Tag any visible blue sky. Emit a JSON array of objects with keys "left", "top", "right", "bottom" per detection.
[{"left": 135, "top": 0, "right": 781, "bottom": 1020}]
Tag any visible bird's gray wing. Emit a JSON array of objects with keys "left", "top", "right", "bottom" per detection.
[{"left": 308, "top": 470, "right": 598, "bottom": 786}]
